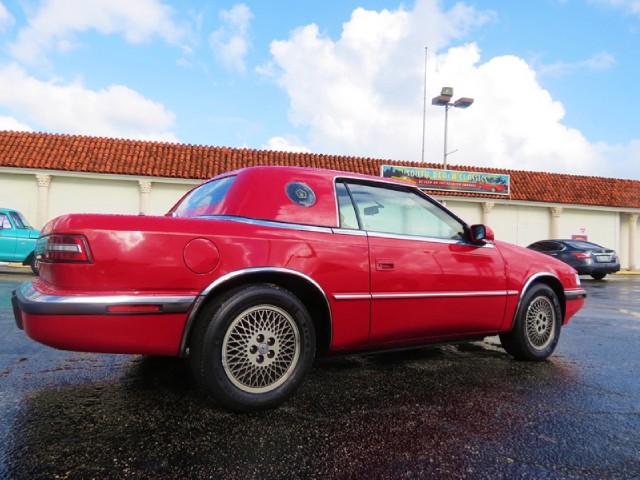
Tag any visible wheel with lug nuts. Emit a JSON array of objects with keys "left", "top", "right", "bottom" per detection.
[
  {"left": 499, "top": 283, "right": 562, "bottom": 361},
  {"left": 189, "top": 284, "right": 315, "bottom": 412},
  {"left": 223, "top": 304, "right": 301, "bottom": 393}
]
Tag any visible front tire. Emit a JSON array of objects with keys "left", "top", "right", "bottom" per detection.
[
  {"left": 500, "top": 284, "right": 562, "bottom": 361},
  {"left": 189, "top": 284, "right": 316, "bottom": 412}
]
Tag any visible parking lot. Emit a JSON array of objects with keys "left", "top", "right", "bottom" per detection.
[{"left": 1, "top": 268, "right": 639, "bottom": 479}]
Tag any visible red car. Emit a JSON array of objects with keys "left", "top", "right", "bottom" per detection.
[{"left": 13, "top": 166, "right": 586, "bottom": 411}]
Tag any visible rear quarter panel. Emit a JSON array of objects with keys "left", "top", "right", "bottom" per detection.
[{"left": 37, "top": 213, "right": 373, "bottom": 348}]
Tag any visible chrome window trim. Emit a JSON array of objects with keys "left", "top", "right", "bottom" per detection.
[
  {"left": 205, "top": 209, "right": 486, "bottom": 247},
  {"left": 366, "top": 230, "right": 494, "bottom": 247},
  {"left": 330, "top": 228, "right": 368, "bottom": 236},
  {"left": 14, "top": 282, "right": 195, "bottom": 316}
]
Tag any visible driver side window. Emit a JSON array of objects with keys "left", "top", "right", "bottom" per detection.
[
  {"left": 0, "top": 214, "right": 10, "bottom": 229},
  {"left": 346, "top": 182, "right": 464, "bottom": 240}
]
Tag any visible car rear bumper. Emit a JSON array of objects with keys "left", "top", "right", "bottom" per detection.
[
  {"left": 12, "top": 281, "right": 195, "bottom": 356},
  {"left": 575, "top": 264, "right": 620, "bottom": 275}
]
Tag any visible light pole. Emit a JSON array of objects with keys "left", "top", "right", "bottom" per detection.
[{"left": 432, "top": 87, "right": 473, "bottom": 169}]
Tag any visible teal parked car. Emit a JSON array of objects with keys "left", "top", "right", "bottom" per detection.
[{"left": 0, "top": 208, "right": 39, "bottom": 274}]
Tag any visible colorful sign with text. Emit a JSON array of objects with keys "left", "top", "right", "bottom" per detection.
[{"left": 381, "top": 165, "right": 510, "bottom": 195}]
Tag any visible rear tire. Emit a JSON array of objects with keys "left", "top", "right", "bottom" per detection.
[
  {"left": 591, "top": 272, "right": 606, "bottom": 280},
  {"left": 500, "top": 284, "right": 561, "bottom": 361},
  {"left": 189, "top": 284, "right": 315, "bottom": 412}
]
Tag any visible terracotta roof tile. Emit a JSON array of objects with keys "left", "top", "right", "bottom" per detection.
[{"left": 0, "top": 130, "right": 639, "bottom": 209}]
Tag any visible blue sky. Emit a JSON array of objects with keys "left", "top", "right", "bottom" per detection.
[{"left": 0, "top": 0, "right": 638, "bottom": 179}]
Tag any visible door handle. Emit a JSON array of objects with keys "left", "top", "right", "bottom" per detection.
[{"left": 376, "top": 258, "right": 394, "bottom": 271}]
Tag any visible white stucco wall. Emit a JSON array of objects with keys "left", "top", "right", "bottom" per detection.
[
  {"left": 444, "top": 200, "right": 482, "bottom": 226},
  {"left": 49, "top": 177, "right": 140, "bottom": 217},
  {"left": 0, "top": 173, "right": 39, "bottom": 225},
  {"left": 1, "top": 169, "right": 638, "bottom": 270},
  {"left": 482, "top": 204, "right": 518, "bottom": 243},
  {"left": 513, "top": 206, "right": 550, "bottom": 247},
  {"left": 149, "top": 183, "right": 193, "bottom": 215},
  {"left": 559, "top": 208, "right": 620, "bottom": 251},
  {"left": 619, "top": 214, "right": 640, "bottom": 270}
]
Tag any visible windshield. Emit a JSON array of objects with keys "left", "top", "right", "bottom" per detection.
[
  {"left": 171, "top": 176, "right": 236, "bottom": 218},
  {"left": 10, "top": 211, "right": 33, "bottom": 229}
]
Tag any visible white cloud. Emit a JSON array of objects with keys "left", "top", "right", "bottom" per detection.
[
  {"left": 209, "top": 3, "right": 253, "bottom": 73},
  {"left": 0, "top": 116, "right": 32, "bottom": 132},
  {"left": 9, "top": 0, "right": 185, "bottom": 65},
  {"left": 538, "top": 51, "right": 615, "bottom": 77},
  {"left": 0, "top": 2, "right": 14, "bottom": 31},
  {"left": 593, "top": 139, "right": 640, "bottom": 179},
  {"left": 590, "top": 0, "right": 640, "bottom": 15},
  {"left": 0, "top": 63, "right": 177, "bottom": 141},
  {"left": 263, "top": 136, "right": 311, "bottom": 153},
  {"left": 260, "top": 0, "right": 630, "bottom": 177}
]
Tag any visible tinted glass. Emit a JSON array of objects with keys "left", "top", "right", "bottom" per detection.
[
  {"left": 346, "top": 182, "right": 464, "bottom": 239},
  {"left": 10, "top": 211, "right": 32, "bottom": 229},
  {"left": 172, "top": 176, "right": 236, "bottom": 217},
  {"left": 336, "top": 182, "right": 359, "bottom": 229},
  {"left": 566, "top": 240, "right": 603, "bottom": 250},
  {"left": 530, "top": 241, "right": 561, "bottom": 252}
]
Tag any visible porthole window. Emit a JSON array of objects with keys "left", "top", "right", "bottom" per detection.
[{"left": 285, "top": 182, "right": 316, "bottom": 207}]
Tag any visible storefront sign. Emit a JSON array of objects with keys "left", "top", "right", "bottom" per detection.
[{"left": 381, "top": 165, "right": 510, "bottom": 195}]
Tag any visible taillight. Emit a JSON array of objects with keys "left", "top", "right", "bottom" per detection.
[
  {"left": 37, "top": 234, "right": 92, "bottom": 263},
  {"left": 571, "top": 252, "right": 591, "bottom": 260}
]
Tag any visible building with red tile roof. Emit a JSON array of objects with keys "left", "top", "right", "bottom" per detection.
[
  {"left": 0, "top": 130, "right": 638, "bottom": 208},
  {"left": 0, "top": 130, "right": 638, "bottom": 270}
]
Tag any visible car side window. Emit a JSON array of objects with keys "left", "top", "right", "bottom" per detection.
[
  {"left": 0, "top": 214, "right": 10, "bottom": 229},
  {"left": 532, "top": 241, "right": 560, "bottom": 252},
  {"left": 543, "top": 241, "right": 563, "bottom": 251},
  {"left": 532, "top": 242, "right": 549, "bottom": 251},
  {"left": 345, "top": 182, "right": 464, "bottom": 240},
  {"left": 336, "top": 182, "right": 359, "bottom": 229}
]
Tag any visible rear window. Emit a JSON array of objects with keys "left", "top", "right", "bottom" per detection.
[
  {"left": 566, "top": 240, "right": 601, "bottom": 249},
  {"left": 171, "top": 176, "right": 236, "bottom": 218}
]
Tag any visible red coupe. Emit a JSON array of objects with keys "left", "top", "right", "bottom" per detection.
[{"left": 13, "top": 166, "right": 586, "bottom": 411}]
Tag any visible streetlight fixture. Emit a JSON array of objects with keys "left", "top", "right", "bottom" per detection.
[{"left": 432, "top": 87, "right": 474, "bottom": 169}]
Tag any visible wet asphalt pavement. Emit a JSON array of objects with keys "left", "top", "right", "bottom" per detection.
[{"left": 1, "top": 269, "right": 639, "bottom": 480}]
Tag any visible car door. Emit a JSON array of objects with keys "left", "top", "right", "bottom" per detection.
[{"left": 343, "top": 181, "right": 508, "bottom": 344}]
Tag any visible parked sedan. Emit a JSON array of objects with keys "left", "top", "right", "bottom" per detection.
[
  {"left": 13, "top": 166, "right": 586, "bottom": 411},
  {"left": 527, "top": 239, "right": 620, "bottom": 280}
]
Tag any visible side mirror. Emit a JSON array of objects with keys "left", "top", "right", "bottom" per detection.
[{"left": 469, "top": 224, "right": 494, "bottom": 244}]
